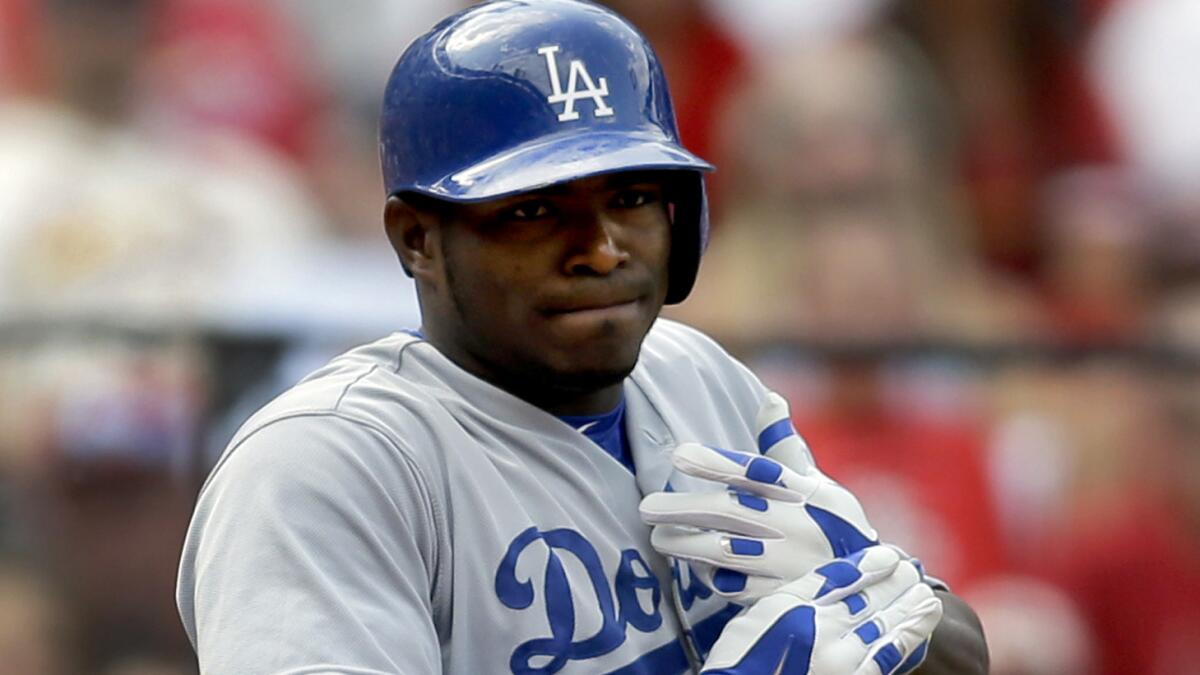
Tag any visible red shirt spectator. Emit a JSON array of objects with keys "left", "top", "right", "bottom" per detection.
[
  {"left": 140, "top": 0, "right": 323, "bottom": 160},
  {"left": 1048, "top": 494, "right": 1200, "bottom": 675},
  {"left": 0, "top": 0, "right": 44, "bottom": 95},
  {"left": 792, "top": 367, "right": 1007, "bottom": 589}
]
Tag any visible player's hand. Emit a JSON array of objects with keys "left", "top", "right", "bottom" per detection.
[
  {"left": 640, "top": 392, "right": 880, "bottom": 602},
  {"left": 701, "top": 546, "right": 942, "bottom": 675}
]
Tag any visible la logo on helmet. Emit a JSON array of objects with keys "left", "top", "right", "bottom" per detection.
[{"left": 538, "top": 45, "right": 615, "bottom": 122}]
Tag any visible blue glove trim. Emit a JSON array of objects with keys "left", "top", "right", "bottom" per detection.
[
  {"left": 854, "top": 620, "right": 882, "bottom": 645},
  {"left": 804, "top": 505, "right": 878, "bottom": 558},
  {"left": 756, "top": 418, "right": 796, "bottom": 453},
  {"left": 746, "top": 457, "right": 783, "bottom": 484},
  {"left": 734, "top": 491, "right": 768, "bottom": 512},
  {"left": 714, "top": 569, "right": 748, "bottom": 593},
  {"left": 873, "top": 643, "right": 904, "bottom": 675},
  {"left": 702, "top": 606, "right": 816, "bottom": 675},
  {"left": 729, "top": 538, "right": 764, "bottom": 556},
  {"left": 910, "top": 557, "right": 926, "bottom": 580},
  {"left": 842, "top": 592, "right": 867, "bottom": 616},
  {"left": 713, "top": 447, "right": 752, "bottom": 467},
  {"left": 812, "top": 559, "right": 863, "bottom": 600},
  {"left": 897, "top": 641, "right": 929, "bottom": 674}
]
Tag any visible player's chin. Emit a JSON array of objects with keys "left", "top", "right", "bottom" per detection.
[
  {"left": 538, "top": 298, "right": 652, "bottom": 342},
  {"left": 553, "top": 321, "right": 649, "bottom": 369},
  {"left": 538, "top": 338, "right": 644, "bottom": 391},
  {"left": 533, "top": 301, "right": 654, "bottom": 376}
]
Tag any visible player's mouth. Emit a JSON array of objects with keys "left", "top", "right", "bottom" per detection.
[
  {"left": 539, "top": 294, "right": 648, "bottom": 326},
  {"left": 550, "top": 299, "right": 641, "bottom": 320}
]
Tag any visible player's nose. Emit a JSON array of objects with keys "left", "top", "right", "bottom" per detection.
[{"left": 563, "top": 214, "right": 630, "bottom": 276}]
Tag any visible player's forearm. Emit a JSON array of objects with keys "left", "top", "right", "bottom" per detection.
[{"left": 914, "top": 590, "right": 989, "bottom": 675}]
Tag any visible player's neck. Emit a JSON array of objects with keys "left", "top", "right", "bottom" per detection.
[
  {"left": 480, "top": 363, "right": 625, "bottom": 417},
  {"left": 520, "top": 385, "right": 623, "bottom": 417},
  {"left": 422, "top": 329, "right": 625, "bottom": 416}
]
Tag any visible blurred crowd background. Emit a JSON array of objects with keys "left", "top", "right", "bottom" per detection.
[{"left": 1, "top": 0, "right": 1198, "bottom": 673}]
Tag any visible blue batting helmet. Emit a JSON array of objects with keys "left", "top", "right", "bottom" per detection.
[{"left": 379, "top": 0, "right": 713, "bottom": 304}]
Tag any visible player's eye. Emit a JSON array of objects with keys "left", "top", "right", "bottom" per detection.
[
  {"left": 612, "top": 187, "right": 660, "bottom": 209},
  {"left": 503, "top": 201, "right": 553, "bottom": 221}
]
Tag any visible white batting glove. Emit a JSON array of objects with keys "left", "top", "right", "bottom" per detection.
[
  {"left": 701, "top": 546, "right": 942, "bottom": 675},
  {"left": 640, "top": 392, "right": 881, "bottom": 603}
]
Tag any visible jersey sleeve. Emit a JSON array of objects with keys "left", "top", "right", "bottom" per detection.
[{"left": 177, "top": 412, "right": 445, "bottom": 675}]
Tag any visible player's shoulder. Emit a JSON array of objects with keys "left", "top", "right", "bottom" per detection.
[
  {"left": 221, "top": 331, "right": 435, "bottom": 459},
  {"left": 634, "top": 318, "right": 766, "bottom": 403},
  {"left": 243, "top": 332, "right": 416, "bottom": 420},
  {"left": 639, "top": 318, "right": 744, "bottom": 371},
  {"left": 200, "top": 330, "right": 451, "bottom": 497}
]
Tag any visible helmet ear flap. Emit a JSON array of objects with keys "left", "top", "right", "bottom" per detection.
[{"left": 664, "top": 173, "right": 708, "bottom": 305}]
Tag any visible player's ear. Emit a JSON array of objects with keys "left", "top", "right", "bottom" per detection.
[{"left": 384, "top": 195, "right": 441, "bottom": 282}]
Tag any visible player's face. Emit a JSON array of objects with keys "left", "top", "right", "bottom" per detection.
[{"left": 403, "top": 172, "right": 673, "bottom": 413}]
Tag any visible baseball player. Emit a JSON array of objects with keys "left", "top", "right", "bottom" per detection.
[{"left": 176, "top": 1, "right": 988, "bottom": 673}]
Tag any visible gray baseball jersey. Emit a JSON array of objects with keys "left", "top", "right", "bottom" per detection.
[{"left": 177, "top": 319, "right": 770, "bottom": 674}]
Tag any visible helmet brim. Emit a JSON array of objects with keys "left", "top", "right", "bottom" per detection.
[{"left": 404, "top": 130, "right": 714, "bottom": 202}]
